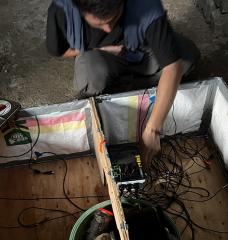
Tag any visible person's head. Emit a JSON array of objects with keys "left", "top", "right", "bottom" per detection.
[{"left": 73, "top": 0, "right": 124, "bottom": 33}]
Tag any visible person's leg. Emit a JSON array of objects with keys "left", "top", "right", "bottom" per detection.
[{"left": 73, "top": 50, "right": 128, "bottom": 97}]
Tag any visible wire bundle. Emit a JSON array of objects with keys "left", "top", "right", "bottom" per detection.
[{"left": 124, "top": 134, "right": 228, "bottom": 239}]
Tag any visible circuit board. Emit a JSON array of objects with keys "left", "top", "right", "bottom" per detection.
[{"left": 108, "top": 145, "right": 145, "bottom": 195}]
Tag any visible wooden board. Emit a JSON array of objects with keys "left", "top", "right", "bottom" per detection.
[
  {"left": 180, "top": 161, "right": 228, "bottom": 239},
  {"left": 161, "top": 138, "right": 228, "bottom": 240},
  {"left": 0, "top": 137, "right": 227, "bottom": 239},
  {"left": 0, "top": 156, "right": 108, "bottom": 240},
  {"left": 180, "top": 153, "right": 228, "bottom": 239},
  {"left": 90, "top": 98, "right": 130, "bottom": 240}
]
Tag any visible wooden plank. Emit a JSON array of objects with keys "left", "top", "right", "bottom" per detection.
[
  {"left": 0, "top": 156, "right": 108, "bottom": 240},
  {"left": 89, "top": 98, "right": 106, "bottom": 185},
  {"left": 181, "top": 153, "right": 228, "bottom": 239},
  {"left": 162, "top": 138, "right": 228, "bottom": 240},
  {"left": 0, "top": 133, "right": 227, "bottom": 239},
  {"left": 90, "top": 98, "right": 130, "bottom": 240}
]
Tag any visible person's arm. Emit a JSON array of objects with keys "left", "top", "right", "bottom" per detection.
[
  {"left": 142, "top": 15, "right": 183, "bottom": 162},
  {"left": 142, "top": 59, "right": 182, "bottom": 162}
]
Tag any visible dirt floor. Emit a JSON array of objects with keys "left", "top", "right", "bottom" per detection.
[{"left": 0, "top": 0, "right": 227, "bottom": 108}]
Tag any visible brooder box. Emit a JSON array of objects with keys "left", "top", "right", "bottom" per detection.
[{"left": 0, "top": 77, "right": 227, "bottom": 239}]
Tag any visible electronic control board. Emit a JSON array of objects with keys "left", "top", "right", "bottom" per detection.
[{"left": 108, "top": 145, "right": 145, "bottom": 195}]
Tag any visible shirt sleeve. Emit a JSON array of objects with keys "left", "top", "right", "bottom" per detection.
[
  {"left": 145, "top": 14, "right": 180, "bottom": 68},
  {"left": 46, "top": 2, "right": 69, "bottom": 56}
]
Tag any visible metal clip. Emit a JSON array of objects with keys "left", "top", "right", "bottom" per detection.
[
  {"left": 95, "top": 94, "right": 112, "bottom": 103},
  {"left": 120, "top": 222, "right": 128, "bottom": 230}
]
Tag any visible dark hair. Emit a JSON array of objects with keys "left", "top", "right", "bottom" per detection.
[{"left": 73, "top": 0, "right": 124, "bottom": 19}]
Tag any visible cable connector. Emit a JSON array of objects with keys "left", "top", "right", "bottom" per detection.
[
  {"left": 149, "top": 95, "right": 156, "bottom": 104},
  {"left": 120, "top": 222, "right": 128, "bottom": 230},
  {"left": 43, "top": 171, "right": 54, "bottom": 175},
  {"left": 32, "top": 156, "right": 37, "bottom": 161},
  {"left": 33, "top": 169, "right": 42, "bottom": 174},
  {"left": 33, "top": 169, "right": 54, "bottom": 175},
  {"left": 34, "top": 151, "right": 43, "bottom": 158},
  {"left": 203, "top": 159, "right": 212, "bottom": 169}
]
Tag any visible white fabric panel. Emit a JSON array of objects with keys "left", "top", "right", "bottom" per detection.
[
  {"left": 97, "top": 83, "right": 210, "bottom": 144},
  {"left": 0, "top": 104, "right": 91, "bottom": 164},
  {"left": 100, "top": 97, "right": 130, "bottom": 145},
  {"left": 210, "top": 88, "right": 228, "bottom": 168},
  {"left": 162, "top": 84, "right": 209, "bottom": 135}
]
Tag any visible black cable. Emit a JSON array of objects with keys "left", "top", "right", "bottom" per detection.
[
  {"left": 0, "top": 224, "right": 21, "bottom": 229},
  {"left": 0, "top": 207, "right": 81, "bottom": 229},
  {"left": 34, "top": 151, "right": 86, "bottom": 211},
  {"left": 17, "top": 206, "right": 79, "bottom": 228},
  {"left": 125, "top": 129, "right": 228, "bottom": 237},
  {"left": 0, "top": 195, "right": 107, "bottom": 201},
  {"left": 178, "top": 183, "right": 228, "bottom": 202},
  {"left": 138, "top": 88, "right": 149, "bottom": 142},
  {"left": 174, "top": 198, "right": 228, "bottom": 235},
  {"left": 190, "top": 218, "right": 228, "bottom": 234},
  {"left": 165, "top": 203, "right": 195, "bottom": 240},
  {"left": 62, "top": 157, "right": 87, "bottom": 211},
  {"left": 171, "top": 102, "right": 177, "bottom": 134}
]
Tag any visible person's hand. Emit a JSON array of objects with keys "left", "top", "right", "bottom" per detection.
[
  {"left": 141, "top": 127, "right": 161, "bottom": 165},
  {"left": 63, "top": 48, "right": 80, "bottom": 57},
  {"left": 98, "top": 45, "right": 124, "bottom": 56}
]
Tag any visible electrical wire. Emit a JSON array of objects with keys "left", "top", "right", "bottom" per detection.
[
  {"left": 0, "top": 207, "right": 82, "bottom": 229},
  {"left": 33, "top": 151, "right": 86, "bottom": 211},
  {"left": 0, "top": 195, "right": 107, "bottom": 201},
  {"left": 138, "top": 88, "right": 149, "bottom": 142},
  {"left": 128, "top": 97, "right": 228, "bottom": 238},
  {"left": 17, "top": 207, "right": 80, "bottom": 228},
  {"left": 133, "top": 134, "right": 228, "bottom": 238}
]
